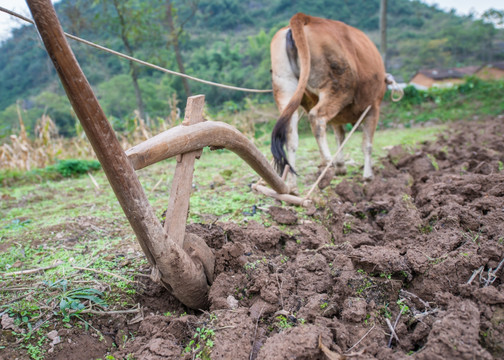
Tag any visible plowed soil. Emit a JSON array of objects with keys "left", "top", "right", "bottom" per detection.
[{"left": 3, "top": 116, "right": 504, "bottom": 360}]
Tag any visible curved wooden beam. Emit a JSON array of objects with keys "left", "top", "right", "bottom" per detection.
[
  {"left": 126, "top": 121, "right": 290, "bottom": 195},
  {"left": 27, "top": 0, "right": 209, "bottom": 309}
]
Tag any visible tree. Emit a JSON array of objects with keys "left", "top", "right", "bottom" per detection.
[
  {"left": 92, "top": 0, "right": 162, "bottom": 122},
  {"left": 482, "top": 9, "right": 504, "bottom": 27},
  {"left": 164, "top": 0, "right": 198, "bottom": 98},
  {"left": 380, "top": 0, "right": 388, "bottom": 69}
]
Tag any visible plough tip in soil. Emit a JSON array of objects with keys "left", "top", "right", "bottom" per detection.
[{"left": 26, "top": 0, "right": 307, "bottom": 310}]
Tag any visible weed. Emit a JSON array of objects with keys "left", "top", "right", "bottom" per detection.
[
  {"left": 426, "top": 154, "right": 439, "bottom": 171},
  {"left": 25, "top": 343, "right": 45, "bottom": 360},
  {"left": 183, "top": 327, "right": 215, "bottom": 359},
  {"left": 45, "top": 279, "right": 107, "bottom": 321},
  {"left": 463, "top": 230, "right": 481, "bottom": 246},
  {"left": 380, "top": 273, "right": 392, "bottom": 280},
  {"left": 244, "top": 257, "right": 267, "bottom": 271},
  {"left": 379, "top": 303, "right": 392, "bottom": 319},
  {"left": 320, "top": 302, "right": 328, "bottom": 310},
  {"left": 275, "top": 315, "right": 292, "bottom": 331},
  {"left": 343, "top": 222, "right": 352, "bottom": 235},
  {"left": 419, "top": 224, "right": 433, "bottom": 234},
  {"left": 402, "top": 194, "right": 412, "bottom": 202},
  {"left": 397, "top": 299, "right": 410, "bottom": 315},
  {"left": 498, "top": 161, "right": 503, "bottom": 172},
  {"left": 2, "top": 218, "right": 32, "bottom": 230}
]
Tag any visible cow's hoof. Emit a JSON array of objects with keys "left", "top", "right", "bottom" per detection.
[{"left": 335, "top": 165, "right": 347, "bottom": 176}]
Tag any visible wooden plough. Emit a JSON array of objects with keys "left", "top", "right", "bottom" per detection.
[{"left": 26, "top": 0, "right": 310, "bottom": 309}]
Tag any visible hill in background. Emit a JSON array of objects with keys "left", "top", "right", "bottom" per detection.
[{"left": 0, "top": 0, "right": 502, "bottom": 137}]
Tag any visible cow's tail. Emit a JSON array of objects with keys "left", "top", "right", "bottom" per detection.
[{"left": 271, "top": 13, "right": 311, "bottom": 175}]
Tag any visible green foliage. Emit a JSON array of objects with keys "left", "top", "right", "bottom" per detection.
[
  {"left": 49, "top": 159, "right": 101, "bottom": 177},
  {"left": 397, "top": 298, "right": 410, "bottom": 315},
  {"left": 275, "top": 315, "right": 293, "bottom": 330},
  {"left": 183, "top": 327, "right": 215, "bottom": 359},
  {"left": 0, "top": 159, "right": 101, "bottom": 186},
  {"left": 45, "top": 279, "right": 107, "bottom": 321}
]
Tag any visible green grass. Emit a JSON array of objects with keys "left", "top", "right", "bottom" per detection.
[
  {"left": 380, "top": 77, "right": 504, "bottom": 129},
  {"left": 0, "top": 159, "right": 101, "bottom": 187}
]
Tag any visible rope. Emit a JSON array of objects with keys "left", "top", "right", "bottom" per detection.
[
  {"left": 0, "top": 6, "right": 272, "bottom": 93},
  {"left": 386, "top": 73, "right": 404, "bottom": 102}
]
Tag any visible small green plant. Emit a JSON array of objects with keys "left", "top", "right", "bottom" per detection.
[
  {"left": 380, "top": 273, "right": 392, "bottom": 280},
  {"left": 50, "top": 159, "right": 101, "bottom": 177},
  {"left": 280, "top": 255, "right": 289, "bottom": 264},
  {"left": 399, "top": 271, "right": 409, "bottom": 279},
  {"left": 183, "top": 327, "right": 215, "bottom": 359},
  {"left": 419, "top": 224, "right": 433, "bottom": 234},
  {"left": 498, "top": 161, "right": 503, "bottom": 172},
  {"left": 380, "top": 303, "right": 392, "bottom": 319},
  {"left": 320, "top": 302, "right": 328, "bottom": 310},
  {"left": 426, "top": 154, "right": 439, "bottom": 171},
  {"left": 275, "top": 315, "right": 292, "bottom": 330},
  {"left": 45, "top": 279, "right": 107, "bottom": 321},
  {"left": 25, "top": 343, "right": 45, "bottom": 360},
  {"left": 244, "top": 257, "right": 267, "bottom": 271},
  {"left": 343, "top": 222, "right": 352, "bottom": 235},
  {"left": 397, "top": 299, "right": 410, "bottom": 315}
]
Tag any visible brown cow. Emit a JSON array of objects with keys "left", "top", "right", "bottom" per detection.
[{"left": 270, "top": 13, "right": 387, "bottom": 191}]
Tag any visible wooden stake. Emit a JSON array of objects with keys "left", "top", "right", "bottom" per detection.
[
  {"left": 251, "top": 184, "right": 312, "bottom": 207},
  {"left": 163, "top": 95, "right": 205, "bottom": 247}
]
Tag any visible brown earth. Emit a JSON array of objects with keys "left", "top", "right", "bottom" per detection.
[{"left": 2, "top": 116, "right": 504, "bottom": 359}]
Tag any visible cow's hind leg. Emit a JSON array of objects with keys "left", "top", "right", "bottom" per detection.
[
  {"left": 361, "top": 105, "right": 380, "bottom": 181},
  {"left": 331, "top": 124, "right": 347, "bottom": 175},
  {"left": 308, "top": 96, "right": 346, "bottom": 188}
]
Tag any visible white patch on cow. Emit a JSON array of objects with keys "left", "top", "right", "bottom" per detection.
[{"left": 271, "top": 28, "right": 299, "bottom": 102}]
